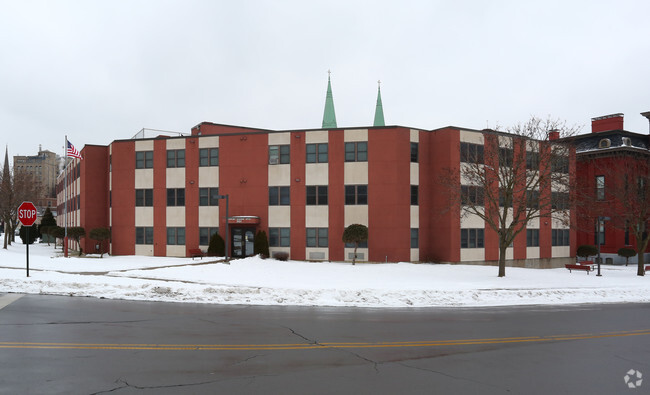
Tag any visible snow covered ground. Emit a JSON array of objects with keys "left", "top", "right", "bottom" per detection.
[{"left": 1, "top": 243, "right": 649, "bottom": 308}]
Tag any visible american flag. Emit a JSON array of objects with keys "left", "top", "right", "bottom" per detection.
[{"left": 67, "top": 140, "right": 83, "bottom": 159}]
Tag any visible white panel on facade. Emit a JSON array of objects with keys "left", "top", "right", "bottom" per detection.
[
  {"left": 305, "top": 206, "right": 328, "bottom": 227},
  {"left": 166, "top": 245, "right": 186, "bottom": 257},
  {"left": 410, "top": 129, "right": 420, "bottom": 143},
  {"left": 305, "top": 130, "right": 328, "bottom": 143},
  {"left": 109, "top": 208, "right": 112, "bottom": 226},
  {"left": 198, "top": 207, "right": 219, "bottom": 227},
  {"left": 305, "top": 164, "right": 328, "bottom": 185},
  {"left": 269, "top": 164, "right": 291, "bottom": 186},
  {"left": 410, "top": 206, "right": 419, "bottom": 228},
  {"left": 135, "top": 140, "right": 154, "bottom": 151},
  {"left": 552, "top": 246, "right": 571, "bottom": 257},
  {"left": 460, "top": 248, "right": 485, "bottom": 261},
  {"left": 135, "top": 169, "right": 154, "bottom": 188},
  {"left": 307, "top": 249, "right": 328, "bottom": 260},
  {"left": 410, "top": 249, "right": 419, "bottom": 262},
  {"left": 459, "top": 130, "right": 484, "bottom": 144},
  {"left": 198, "top": 167, "right": 219, "bottom": 187},
  {"left": 344, "top": 206, "right": 368, "bottom": 227},
  {"left": 410, "top": 163, "right": 419, "bottom": 185},
  {"left": 344, "top": 129, "right": 368, "bottom": 142},
  {"left": 269, "top": 132, "right": 291, "bottom": 145},
  {"left": 526, "top": 247, "right": 540, "bottom": 259},
  {"left": 345, "top": 249, "right": 367, "bottom": 261},
  {"left": 166, "top": 168, "right": 185, "bottom": 188},
  {"left": 198, "top": 136, "right": 219, "bottom": 148},
  {"left": 505, "top": 247, "right": 514, "bottom": 260},
  {"left": 166, "top": 138, "right": 186, "bottom": 150},
  {"left": 460, "top": 213, "right": 484, "bottom": 228},
  {"left": 528, "top": 217, "right": 540, "bottom": 228},
  {"left": 269, "top": 206, "right": 291, "bottom": 227},
  {"left": 135, "top": 207, "right": 154, "bottom": 226},
  {"left": 344, "top": 162, "right": 368, "bottom": 184},
  {"left": 166, "top": 207, "right": 185, "bottom": 226},
  {"left": 135, "top": 244, "right": 154, "bottom": 256}
]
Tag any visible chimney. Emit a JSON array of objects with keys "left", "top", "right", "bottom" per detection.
[
  {"left": 591, "top": 113, "right": 624, "bottom": 133},
  {"left": 548, "top": 129, "right": 560, "bottom": 141}
]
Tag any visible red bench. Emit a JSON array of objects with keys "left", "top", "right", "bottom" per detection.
[
  {"left": 189, "top": 248, "right": 206, "bottom": 260},
  {"left": 565, "top": 264, "right": 592, "bottom": 274}
]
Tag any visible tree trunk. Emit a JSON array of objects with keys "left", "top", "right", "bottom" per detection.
[
  {"left": 498, "top": 244, "right": 507, "bottom": 277},
  {"left": 638, "top": 251, "right": 645, "bottom": 277},
  {"left": 352, "top": 244, "right": 357, "bottom": 265}
]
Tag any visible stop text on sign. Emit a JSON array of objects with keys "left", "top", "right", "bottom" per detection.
[{"left": 19, "top": 208, "right": 37, "bottom": 219}]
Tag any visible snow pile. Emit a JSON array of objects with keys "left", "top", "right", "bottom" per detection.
[{"left": 1, "top": 243, "right": 649, "bottom": 307}]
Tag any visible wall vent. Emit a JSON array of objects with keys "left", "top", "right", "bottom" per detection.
[{"left": 598, "top": 138, "right": 611, "bottom": 149}]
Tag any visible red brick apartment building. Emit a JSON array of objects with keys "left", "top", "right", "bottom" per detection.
[
  {"left": 56, "top": 122, "right": 575, "bottom": 267},
  {"left": 573, "top": 113, "right": 650, "bottom": 264}
]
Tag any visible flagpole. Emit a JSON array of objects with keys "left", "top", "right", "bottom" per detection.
[{"left": 64, "top": 135, "right": 68, "bottom": 257}]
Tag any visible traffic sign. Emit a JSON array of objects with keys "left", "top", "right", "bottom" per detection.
[{"left": 18, "top": 201, "right": 38, "bottom": 227}]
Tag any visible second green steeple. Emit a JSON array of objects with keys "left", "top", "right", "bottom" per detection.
[
  {"left": 322, "top": 71, "right": 337, "bottom": 129},
  {"left": 373, "top": 80, "right": 385, "bottom": 127}
]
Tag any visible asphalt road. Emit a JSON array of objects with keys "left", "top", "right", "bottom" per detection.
[{"left": 1, "top": 294, "right": 649, "bottom": 394}]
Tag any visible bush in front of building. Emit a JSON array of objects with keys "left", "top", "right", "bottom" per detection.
[
  {"left": 273, "top": 251, "right": 289, "bottom": 261},
  {"left": 89, "top": 227, "right": 111, "bottom": 258},
  {"left": 618, "top": 247, "right": 636, "bottom": 266},
  {"left": 51, "top": 226, "right": 65, "bottom": 249},
  {"left": 342, "top": 224, "right": 369, "bottom": 265},
  {"left": 254, "top": 230, "right": 270, "bottom": 259},
  {"left": 39, "top": 208, "right": 57, "bottom": 245},
  {"left": 19, "top": 225, "right": 39, "bottom": 244},
  {"left": 67, "top": 227, "right": 86, "bottom": 256},
  {"left": 576, "top": 245, "right": 598, "bottom": 261},
  {"left": 207, "top": 233, "right": 225, "bottom": 257}
]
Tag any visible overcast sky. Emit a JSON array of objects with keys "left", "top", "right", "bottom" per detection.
[{"left": 2, "top": 0, "right": 649, "bottom": 162}]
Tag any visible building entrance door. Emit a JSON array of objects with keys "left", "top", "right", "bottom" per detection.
[{"left": 231, "top": 227, "right": 255, "bottom": 258}]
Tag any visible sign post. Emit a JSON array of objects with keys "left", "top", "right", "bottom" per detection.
[{"left": 18, "top": 201, "right": 38, "bottom": 277}]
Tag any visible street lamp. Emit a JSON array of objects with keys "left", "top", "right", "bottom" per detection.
[
  {"left": 216, "top": 194, "right": 229, "bottom": 262},
  {"left": 596, "top": 216, "right": 610, "bottom": 276}
]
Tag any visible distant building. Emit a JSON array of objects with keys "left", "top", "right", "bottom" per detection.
[{"left": 13, "top": 146, "right": 60, "bottom": 213}]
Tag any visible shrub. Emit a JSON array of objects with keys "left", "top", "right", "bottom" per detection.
[
  {"left": 342, "top": 224, "right": 369, "bottom": 265},
  {"left": 273, "top": 251, "right": 289, "bottom": 261},
  {"left": 618, "top": 247, "right": 636, "bottom": 266},
  {"left": 254, "top": 230, "right": 270, "bottom": 259},
  {"left": 19, "top": 225, "right": 39, "bottom": 244},
  {"left": 67, "top": 227, "right": 86, "bottom": 256},
  {"left": 207, "top": 233, "right": 225, "bottom": 257},
  {"left": 89, "top": 227, "right": 111, "bottom": 258},
  {"left": 576, "top": 245, "right": 598, "bottom": 260}
]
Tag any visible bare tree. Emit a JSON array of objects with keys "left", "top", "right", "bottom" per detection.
[
  {"left": 578, "top": 154, "right": 649, "bottom": 276},
  {"left": 441, "top": 116, "right": 579, "bottom": 277},
  {"left": 1, "top": 158, "right": 43, "bottom": 249}
]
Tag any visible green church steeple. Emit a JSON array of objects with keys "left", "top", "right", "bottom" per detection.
[
  {"left": 373, "top": 80, "right": 385, "bottom": 127},
  {"left": 322, "top": 70, "right": 337, "bottom": 129}
]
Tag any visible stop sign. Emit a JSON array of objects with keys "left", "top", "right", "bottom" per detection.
[{"left": 18, "top": 201, "right": 38, "bottom": 227}]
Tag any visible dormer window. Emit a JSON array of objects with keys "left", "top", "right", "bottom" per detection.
[
  {"left": 622, "top": 137, "right": 632, "bottom": 146},
  {"left": 598, "top": 138, "right": 611, "bottom": 149}
]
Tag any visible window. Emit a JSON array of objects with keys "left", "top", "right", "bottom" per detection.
[
  {"left": 598, "top": 138, "right": 611, "bottom": 149},
  {"left": 269, "top": 186, "right": 290, "bottom": 205},
  {"left": 595, "top": 175, "right": 605, "bottom": 200},
  {"left": 499, "top": 190, "right": 512, "bottom": 208},
  {"left": 167, "top": 188, "right": 185, "bottom": 206},
  {"left": 166, "top": 149, "right": 185, "bottom": 168},
  {"left": 306, "top": 186, "right": 328, "bottom": 205},
  {"left": 136, "top": 151, "right": 153, "bottom": 169},
  {"left": 499, "top": 147, "right": 513, "bottom": 168},
  {"left": 552, "top": 229, "right": 570, "bottom": 246},
  {"left": 269, "top": 145, "right": 290, "bottom": 164},
  {"left": 552, "top": 154, "right": 569, "bottom": 173},
  {"left": 306, "top": 143, "right": 328, "bottom": 163},
  {"left": 135, "top": 227, "right": 154, "bottom": 245},
  {"left": 306, "top": 228, "right": 328, "bottom": 248},
  {"left": 595, "top": 221, "right": 605, "bottom": 245},
  {"left": 345, "top": 240, "right": 368, "bottom": 248},
  {"left": 526, "top": 229, "right": 540, "bottom": 247},
  {"left": 345, "top": 185, "right": 367, "bottom": 205},
  {"left": 411, "top": 142, "right": 418, "bottom": 163},
  {"left": 411, "top": 185, "right": 418, "bottom": 205},
  {"left": 461, "top": 185, "right": 484, "bottom": 206},
  {"left": 460, "top": 142, "right": 484, "bottom": 164},
  {"left": 199, "top": 227, "right": 218, "bottom": 246},
  {"left": 135, "top": 189, "right": 153, "bottom": 207},
  {"left": 551, "top": 191, "right": 569, "bottom": 210},
  {"left": 345, "top": 142, "right": 368, "bottom": 162},
  {"left": 526, "top": 190, "right": 540, "bottom": 209},
  {"left": 199, "top": 148, "right": 219, "bottom": 166},
  {"left": 199, "top": 188, "right": 220, "bottom": 206},
  {"left": 411, "top": 228, "right": 419, "bottom": 248},
  {"left": 460, "top": 228, "right": 484, "bottom": 248},
  {"left": 526, "top": 151, "right": 539, "bottom": 170},
  {"left": 269, "top": 227, "right": 290, "bottom": 247},
  {"left": 167, "top": 227, "right": 185, "bottom": 245},
  {"left": 625, "top": 221, "right": 630, "bottom": 245}
]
